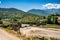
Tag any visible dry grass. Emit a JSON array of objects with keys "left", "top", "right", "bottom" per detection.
[{"left": 38, "top": 24, "right": 60, "bottom": 29}]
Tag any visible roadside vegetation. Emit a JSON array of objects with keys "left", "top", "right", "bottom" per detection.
[{"left": 38, "top": 24, "right": 60, "bottom": 29}]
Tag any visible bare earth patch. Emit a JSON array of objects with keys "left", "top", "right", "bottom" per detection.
[{"left": 0, "top": 28, "right": 21, "bottom": 40}]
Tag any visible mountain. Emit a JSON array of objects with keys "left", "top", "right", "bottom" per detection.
[
  {"left": 28, "top": 9, "right": 47, "bottom": 16},
  {"left": 45, "top": 9, "right": 60, "bottom": 14},
  {"left": 0, "top": 8, "right": 39, "bottom": 19},
  {"left": 28, "top": 9, "right": 60, "bottom": 16}
]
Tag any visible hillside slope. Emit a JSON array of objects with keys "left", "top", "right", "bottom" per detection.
[{"left": 0, "top": 8, "right": 38, "bottom": 19}]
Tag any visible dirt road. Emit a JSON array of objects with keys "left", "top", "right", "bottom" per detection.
[
  {"left": 0, "top": 27, "right": 60, "bottom": 40},
  {"left": 0, "top": 28, "right": 20, "bottom": 40},
  {"left": 20, "top": 27, "right": 60, "bottom": 39}
]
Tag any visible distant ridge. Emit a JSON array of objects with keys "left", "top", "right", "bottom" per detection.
[
  {"left": 0, "top": 8, "right": 39, "bottom": 19},
  {"left": 28, "top": 9, "right": 60, "bottom": 16}
]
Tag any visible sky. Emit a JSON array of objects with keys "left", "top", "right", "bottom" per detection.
[{"left": 0, "top": 0, "right": 60, "bottom": 11}]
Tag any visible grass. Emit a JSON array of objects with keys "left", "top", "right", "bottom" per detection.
[
  {"left": 38, "top": 24, "right": 60, "bottom": 29},
  {"left": 50, "top": 37, "right": 60, "bottom": 40}
]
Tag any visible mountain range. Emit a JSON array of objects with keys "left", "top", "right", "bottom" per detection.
[
  {"left": 0, "top": 8, "right": 38, "bottom": 19},
  {"left": 28, "top": 9, "right": 60, "bottom": 16},
  {"left": 0, "top": 8, "right": 60, "bottom": 19}
]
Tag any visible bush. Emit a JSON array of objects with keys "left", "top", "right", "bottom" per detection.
[
  {"left": 32, "top": 37, "right": 40, "bottom": 40},
  {"left": 50, "top": 38, "right": 60, "bottom": 40},
  {"left": 2, "top": 24, "right": 9, "bottom": 28}
]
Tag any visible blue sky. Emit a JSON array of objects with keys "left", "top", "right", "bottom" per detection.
[{"left": 0, "top": 0, "right": 60, "bottom": 11}]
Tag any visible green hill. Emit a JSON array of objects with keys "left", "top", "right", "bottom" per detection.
[
  {"left": 19, "top": 15, "right": 39, "bottom": 23},
  {"left": 0, "top": 8, "right": 40, "bottom": 22},
  {"left": 0, "top": 8, "right": 39, "bottom": 19}
]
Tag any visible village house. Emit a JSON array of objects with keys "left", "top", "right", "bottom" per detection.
[
  {"left": 37, "top": 19, "right": 47, "bottom": 25},
  {"left": 57, "top": 17, "right": 60, "bottom": 24}
]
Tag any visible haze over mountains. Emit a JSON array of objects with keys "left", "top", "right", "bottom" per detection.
[{"left": 28, "top": 9, "right": 60, "bottom": 16}]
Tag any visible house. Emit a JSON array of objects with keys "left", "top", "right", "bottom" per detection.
[
  {"left": 37, "top": 19, "right": 47, "bottom": 25},
  {"left": 21, "top": 24, "right": 30, "bottom": 27},
  {"left": 57, "top": 17, "right": 60, "bottom": 24}
]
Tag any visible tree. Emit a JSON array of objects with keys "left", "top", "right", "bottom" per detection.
[
  {"left": 54, "top": 16, "right": 58, "bottom": 24},
  {"left": 12, "top": 18, "right": 18, "bottom": 22},
  {"left": 47, "top": 16, "right": 53, "bottom": 24},
  {"left": 0, "top": 17, "right": 1, "bottom": 20},
  {"left": 43, "top": 16, "right": 46, "bottom": 19},
  {"left": 47, "top": 14, "right": 58, "bottom": 24}
]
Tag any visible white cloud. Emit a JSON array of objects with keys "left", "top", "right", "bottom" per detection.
[
  {"left": 42, "top": 3, "right": 60, "bottom": 9},
  {"left": 0, "top": 1, "right": 1, "bottom": 4}
]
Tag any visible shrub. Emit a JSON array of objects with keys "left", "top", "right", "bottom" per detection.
[
  {"left": 32, "top": 37, "right": 40, "bottom": 40},
  {"left": 2, "top": 24, "right": 9, "bottom": 28}
]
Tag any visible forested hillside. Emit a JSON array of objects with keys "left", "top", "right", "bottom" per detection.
[{"left": 0, "top": 8, "right": 39, "bottom": 19}]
